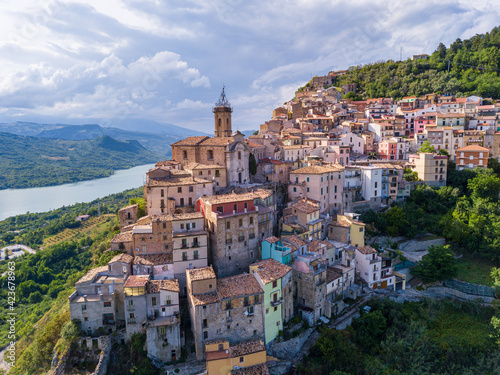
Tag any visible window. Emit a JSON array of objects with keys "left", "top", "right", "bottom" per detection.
[
  {"left": 240, "top": 357, "right": 244, "bottom": 363},
  {"left": 178, "top": 187, "right": 182, "bottom": 193},
  {"left": 208, "top": 150, "right": 213, "bottom": 160},
  {"left": 82, "top": 304, "right": 87, "bottom": 311},
  {"left": 226, "top": 300, "right": 232, "bottom": 309},
  {"left": 238, "top": 151, "right": 241, "bottom": 160},
  {"left": 183, "top": 150, "right": 187, "bottom": 159},
  {"left": 202, "top": 319, "right": 207, "bottom": 328},
  {"left": 293, "top": 187, "right": 296, "bottom": 192},
  {"left": 272, "top": 280, "right": 277, "bottom": 288},
  {"left": 189, "top": 186, "right": 194, "bottom": 193},
  {"left": 159, "top": 326, "right": 166, "bottom": 336},
  {"left": 84, "top": 317, "right": 88, "bottom": 321},
  {"left": 215, "top": 170, "right": 220, "bottom": 177},
  {"left": 166, "top": 295, "right": 171, "bottom": 305},
  {"left": 239, "top": 219, "right": 243, "bottom": 227},
  {"left": 194, "top": 250, "right": 199, "bottom": 259},
  {"left": 160, "top": 189, "right": 164, "bottom": 197},
  {"left": 306, "top": 177, "right": 310, "bottom": 182},
  {"left": 203, "top": 331, "right": 208, "bottom": 339},
  {"left": 226, "top": 221, "right": 230, "bottom": 229},
  {"left": 182, "top": 251, "right": 188, "bottom": 261},
  {"left": 152, "top": 297, "right": 157, "bottom": 306},
  {"left": 254, "top": 295, "right": 259, "bottom": 303},
  {"left": 128, "top": 300, "right": 134, "bottom": 306}
]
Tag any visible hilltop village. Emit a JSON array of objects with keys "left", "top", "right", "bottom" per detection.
[{"left": 68, "top": 79, "right": 499, "bottom": 374}]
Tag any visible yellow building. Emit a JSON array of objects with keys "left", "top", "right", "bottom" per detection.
[{"left": 205, "top": 339, "right": 268, "bottom": 375}]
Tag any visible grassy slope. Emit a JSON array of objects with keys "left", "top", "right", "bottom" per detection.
[{"left": 0, "top": 133, "right": 159, "bottom": 189}]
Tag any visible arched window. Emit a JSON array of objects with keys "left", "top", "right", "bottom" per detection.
[{"left": 218, "top": 118, "right": 221, "bottom": 126}]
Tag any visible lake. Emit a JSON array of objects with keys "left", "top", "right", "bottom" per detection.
[{"left": 0, "top": 164, "right": 155, "bottom": 221}]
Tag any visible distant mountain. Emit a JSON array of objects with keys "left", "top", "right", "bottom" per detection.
[
  {"left": 0, "top": 121, "right": 210, "bottom": 157},
  {"left": 240, "top": 129, "right": 259, "bottom": 137},
  {"left": 0, "top": 133, "right": 160, "bottom": 189}
]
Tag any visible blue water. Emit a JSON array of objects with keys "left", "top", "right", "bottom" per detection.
[{"left": 0, "top": 164, "right": 155, "bottom": 220}]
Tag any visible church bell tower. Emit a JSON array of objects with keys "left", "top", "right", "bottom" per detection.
[{"left": 213, "top": 86, "right": 232, "bottom": 137}]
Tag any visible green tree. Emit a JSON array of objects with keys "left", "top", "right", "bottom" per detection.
[
  {"left": 129, "top": 197, "right": 146, "bottom": 218},
  {"left": 418, "top": 140, "right": 436, "bottom": 154},
  {"left": 404, "top": 167, "right": 419, "bottom": 181},
  {"left": 252, "top": 130, "right": 259, "bottom": 135},
  {"left": 249, "top": 153, "right": 257, "bottom": 175},
  {"left": 412, "top": 244, "right": 458, "bottom": 283},
  {"left": 467, "top": 173, "right": 500, "bottom": 202}
]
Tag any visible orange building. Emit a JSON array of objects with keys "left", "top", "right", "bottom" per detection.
[{"left": 455, "top": 145, "right": 489, "bottom": 170}]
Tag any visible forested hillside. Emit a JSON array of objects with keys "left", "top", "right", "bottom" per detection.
[
  {"left": 0, "top": 133, "right": 159, "bottom": 189},
  {"left": 314, "top": 26, "right": 500, "bottom": 99},
  {"left": 0, "top": 188, "right": 143, "bottom": 374}
]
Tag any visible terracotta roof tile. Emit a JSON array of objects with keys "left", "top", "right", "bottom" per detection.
[
  {"left": 111, "top": 231, "right": 133, "bottom": 243},
  {"left": 200, "top": 137, "right": 235, "bottom": 146},
  {"left": 356, "top": 245, "right": 377, "bottom": 255},
  {"left": 184, "top": 163, "right": 224, "bottom": 170},
  {"left": 171, "top": 136, "right": 209, "bottom": 146},
  {"left": 188, "top": 266, "right": 216, "bottom": 281},
  {"left": 291, "top": 199, "right": 319, "bottom": 214},
  {"left": 124, "top": 275, "right": 150, "bottom": 287},
  {"left": 291, "top": 164, "right": 344, "bottom": 174},
  {"left": 457, "top": 145, "right": 490, "bottom": 152},
  {"left": 133, "top": 253, "right": 173, "bottom": 266},
  {"left": 109, "top": 253, "right": 134, "bottom": 264},
  {"left": 230, "top": 339, "right": 266, "bottom": 357},
  {"left": 201, "top": 189, "right": 272, "bottom": 205},
  {"left": 250, "top": 258, "right": 292, "bottom": 284},
  {"left": 217, "top": 273, "right": 263, "bottom": 299},
  {"left": 76, "top": 266, "right": 109, "bottom": 284},
  {"left": 191, "top": 291, "right": 220, "bottom": 306},
  {"left": 146, "top": 279, "right": 180, "bottom": 294},
  {"left": 232, "top": 364, "right": 270, "bottom": 375},
  {"left": 263, "top": 236, "right": 280, "bottom": 244},
  {"left": 327, "top": 267, "right": 342, "bottom": 283},
  {"left": 146, "top": 176, "right": 211, "bottom": 187}
]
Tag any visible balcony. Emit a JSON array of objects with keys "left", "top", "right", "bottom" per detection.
[
  {"left": 127, "top": 305, "right": 135, "bottom": 311},
  {"left": 181, "top": 243, "right": 188, "bottom": 249},
  {"left": 182, "top": 256, "right": 188, "bottom": 261},
  {"left": 192, "top": 242, "right": 199, "bottom": 248},
  {"left": 270, "top": 299, "right": 283, "bottom": 307}
]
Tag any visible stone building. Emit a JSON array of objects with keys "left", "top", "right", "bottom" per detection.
[
  {"left": 292, "top": 250, "right": 327, "bottom": 325},
  {"left": 131, "top": 215, "right": 173, "bottom": 256},
  {"left": 119, "top": 204, "right": 139, "bottom": 229},
  {"left": 171, "top": 89, "right": 252, "bottom": 187},
  {"left": 170, "top": 212, "right": 208, "bottom": 295},
  {"left": 143, "top": 168, "right": 212, "bottom": 216},
  {"left": 69, "top": 253, "right": 133, "bottom": 336},
  {"left": 143, "top": 279, "right": 182, "bottom": 363},
  {"left": 186, "top": 267, "right": 265, "bottom": 360},
  {"left": 288, "top": 163, "right": 345, "bottom": 215},
  {"left": 198, "top": 192, "right": 262, "bottom": 278}
]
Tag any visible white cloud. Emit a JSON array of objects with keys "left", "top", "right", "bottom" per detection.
[{"left": 0, "top": 0, "right": 499, "bottom": 131}]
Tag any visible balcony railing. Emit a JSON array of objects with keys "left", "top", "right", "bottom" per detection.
[
  {"left": 192, "top": 242, "right": 199, "bottom": 248},
  {"left": 270, "top": 299, "right": 283, "bottom": 307},
  {"left": 181, "top": 244, "right": 188, "bottom": 249}
]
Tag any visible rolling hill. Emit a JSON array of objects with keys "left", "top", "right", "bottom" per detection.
[{"left": 0, "top": 133, "right": 160, "bottom": 189}]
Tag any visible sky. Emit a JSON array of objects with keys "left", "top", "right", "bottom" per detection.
[{"left": 0, "top": 0, "right": 499, "bottom": 133}]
